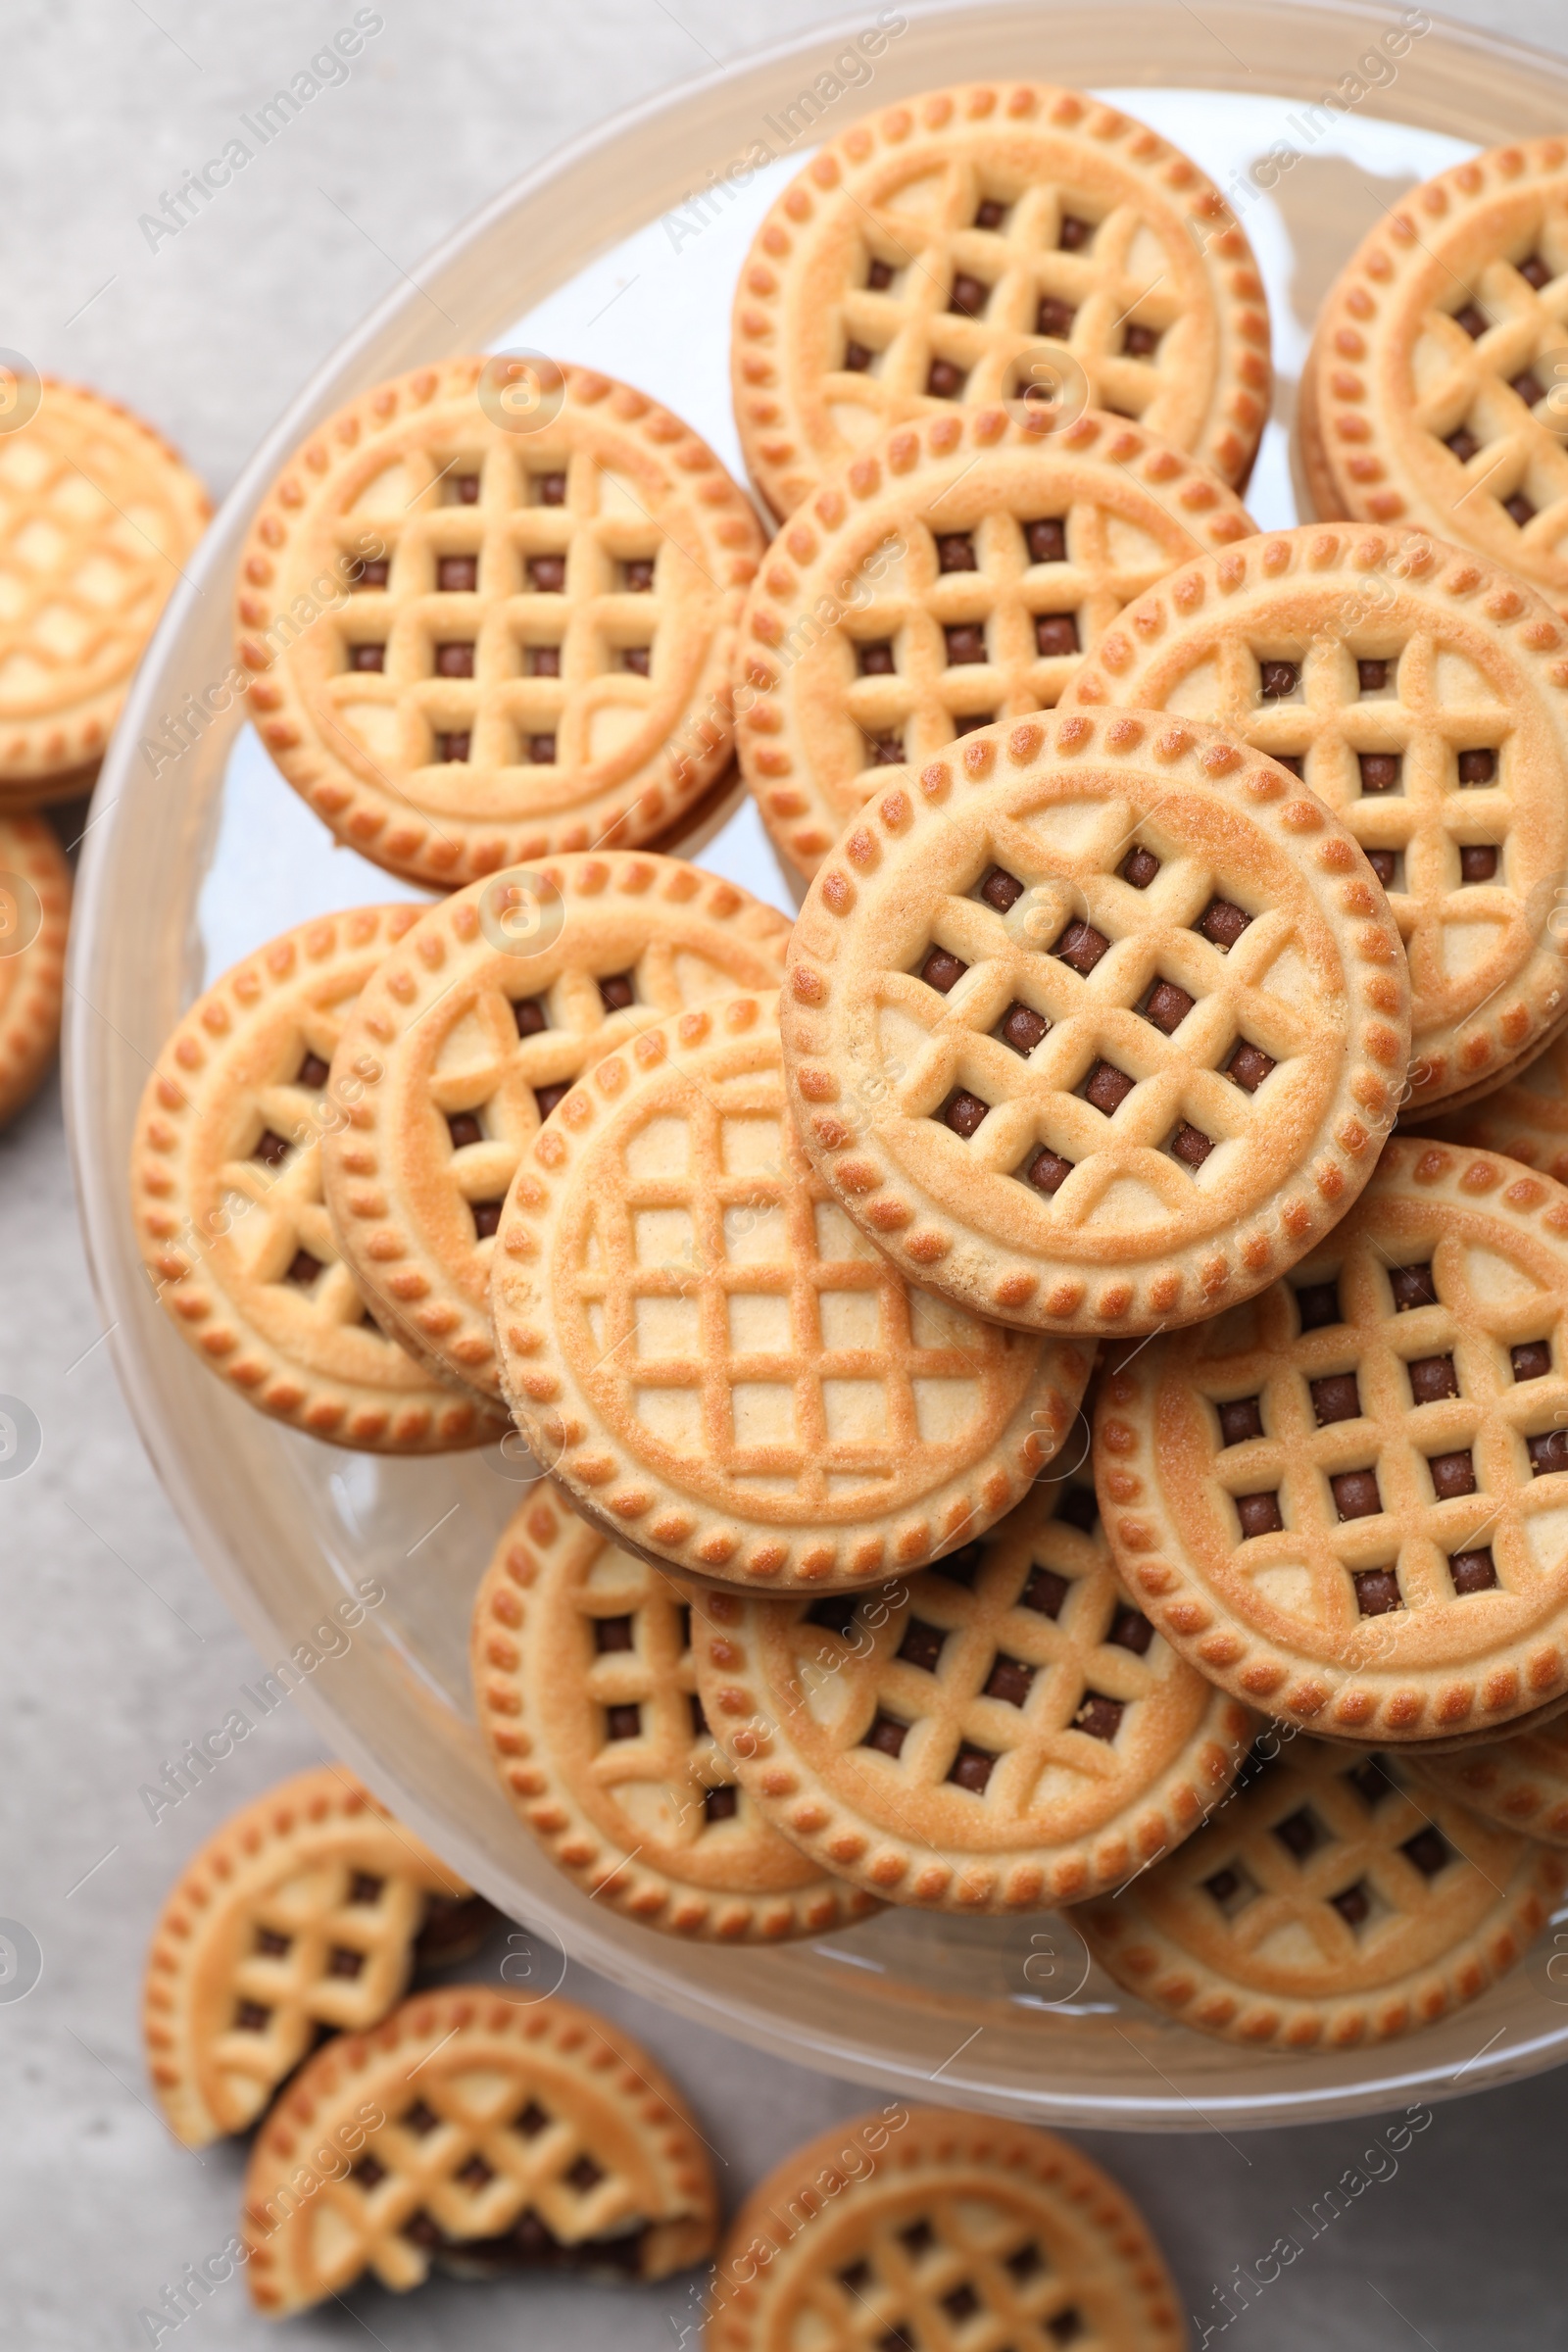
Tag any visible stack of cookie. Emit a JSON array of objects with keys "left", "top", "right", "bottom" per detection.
[
  {"left": 0, "top": 378, "right": 208, "bottom": 1130},
  {"left": 129, "top": 89, "right": 1568, "bottom": 2068}
]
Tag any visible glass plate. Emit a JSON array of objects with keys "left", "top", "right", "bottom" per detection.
[{"left": 69, "top": 1, "right": 1568, "bottom": 2131}]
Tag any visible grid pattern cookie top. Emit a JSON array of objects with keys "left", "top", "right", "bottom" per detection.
[
  {"left": 1079, "top": 1733, "right": 1565, "bottom": 2051},
  {"left": 1301, "top": 140, "right": 1568, "bottom": 615},
  {"left": 693, "top": 1474, "right": 1254, "bottom": 1913},
  {"left": 0, "top": 379, "right": 210, "bottom": 794},
  {"left": 738, "top": 405, "right": 1256, "bottom": 880},
  {"left": 783, "top": 709, "right": 1410, "bottom": 1339},
  {"left": 130, "top": 906, "right": 509, "bottom": 1454},
  {"left": 1094, "top": 1139, "right": 1568, "bottom": 1743},
  {"left": 708, "top": 2109, "right": 1186, "bottom": 2352},
  {"left": 1417, "top": 1027, "right": 1568, "bottom": 1182},
  {"left": 1410, "top": 1710, "right": 1568, "bottom": 1843},
  {"left": 323, "top": 854, "right": 789, "bottom": 1401},
  {"left": 471, "top": 1494, "right": 880, "bottom": 1938},
  {"left": 732, "top": 80, "right": 1270, "bottom": 521},
  {"left": 142, "top": 1767, "right": 475, "bottom": 2149},
  {"left": 1065, "top": 524, "right": 1568, "bottom": 1111},
  {"left": 242, "top": 1989, "right": 718, "bottom": 2316},
  {"left": 236, "top": 357, "right": 765, "bottom": 888},
  {"left": 492, "top": 991, "right": 1094, "bottom": 1592},
  {"left": 0, "top": 813, "right": 70, "bottom": 1127}
]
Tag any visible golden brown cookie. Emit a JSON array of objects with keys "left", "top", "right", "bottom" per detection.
[
  {"left": 738, "top": 404, "right": 1256, "bottom": 880},
  {"left": 1079, "top": 1733, "right": 1565, "bottom": 2049},
  {"left": 237, "top": 357, "right": 764, "bottom": 887},
  {"left": 782, "top": 707, "right": 1410, "bottom": 1337},
  {"left": 491, "top": 988, "right": 1095, "bottom": 1592},
  {"left": 0, "top": 813, "right": 69, "bottom": 1124},
  {"left": 1065, "top": 523, "right": 1568, "bottom": 1111},
  {"left": 693, "top": 1474, "right": 1254, "bottom": 1913},
  {"left": 1095, "top": 1137, "right": 1568, "bottom": 1743},
  {"left": 733, "top": 80, "right": 1270, "bottom": 519},
  {"left": 243, "top": 1986, "right": 717, "bottom": 2313},
  {"left": 130, "top": 906, "right": 508, "bottom": 1452},
  {"left": 706, "top": 2108, "right": 1185, "bottom": 2352},
  {"left": 1300, "top": 140, "right": 1568, "bottom": 614},
  {"left": 142, "top": 1765, "right": 487, "bottom": 2148},
  {"left": 1408, "top": 1710, "right": 1568, "bottom": 1842},
  {"left": 323, "top": 854, "right": 789, "bottom": 1400},
  {"left": 1415, "top": 1024, "right": 1568, "bottom": 1179},
  {"left": 0, "top": 377, "right": 210, "bottom": 798},
  {"left": 472, "top": 1493, "right": 880, "bottom": 1938}
]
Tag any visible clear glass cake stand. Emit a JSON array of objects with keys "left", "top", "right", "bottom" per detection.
[{"left": 67, "top": 1, "right": 1568, "bottom": 2129}]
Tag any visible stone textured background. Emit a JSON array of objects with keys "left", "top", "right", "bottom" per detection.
[{"left": 4, "top": 4, "right": 1566, "bottom": 2344}]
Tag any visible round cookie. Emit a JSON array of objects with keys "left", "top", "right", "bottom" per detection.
[
  {"left": 692, "top": 1473, "right": 1254, "bottom": 1914},
  {"left": 130, "top": 906, "right": 508, "bottom": 1453},
  {"left": 782, "top": 708, "right": 1410, "bottom": 1338},
  {"left": 0, "top": 813, "right": 70, "bottom": 1124},
  {"left": 1095, "top": 1138, "right": 1568, "bottom": 1744},
  {"left": 1409, "top": 1710, "right": 1568, "bottom": 1842},
  {"left": 142, "top": 1765, "right": 488, "bottom": 2148},
  {"left": 1065, "top": 523, "right": 1568, "bottom": 1111},
  {"left": 0, "top": 377, "right": 210, "bottom": 799},
  {"left": 323, "top": 854, "right": 790, "bottom": 1401},
  {"left": 472, "top": 1493, "right": 880, "bottom": 1938},
  {"left": 491, "top": 988, "right": 1095, "bottom": 1592},
  {"left": 739, "top": 404, "right": 1257, "bottom": 880},
  {"left": 236, "top": 356, "right": 765, "bottom": 887},
  {"left": 243, "top": 1987, "right": 717, "bottom": 2314},
  {"left": 1300, "top": 140, "right": 1568, "bottom": 614},
  {"left": 733, "top": 79, "right": 1271, "bottom": 520},
  {"left": 1415, "top": 1026, "right": 1568, "bottom": 1180},
  {"left": 706, "top": 2108, "right": 1185, "bottom": 2352},
  {"left": 1079, "top": 1733, "right": 1565, "bottom": 2050}
]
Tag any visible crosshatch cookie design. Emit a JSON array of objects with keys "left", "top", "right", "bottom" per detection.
[
  {"left": 0, "top": 814, "right": 70, "bottom": 1128},
  {"left": 732, "top": 80, "right": 1271, "bottom": 520},
  {"left": 324, "top": 854, "right": 789, "bottom": 1400},
  {"left": 783, "top": 709, "right": 1410, "bottom": 1338},
  {"left": 1410, "top": 1710, "right": 1568, "bottom": 1843},
  {"left": 738, "top": 404, "right": 1256, "bottom": 880},
  {"left": 243, "top": 1988, "right": 718, "bottom": 2314},
  {"left": 1065, "top": 524, "right": 1568, "bottom": 1111},
  {"left": 142, "top": 1766, "right": 486, "bottom": 2148},
  {"left": 707, "top": 2108, "right": 1186, "bottom": 2352},
  {"left": 130, "top": 906, "right": 509, "bottom": 1453},
  {"left": 692, "top": 1472, "right": 1254, "bottom": 1913},
  {"left": 492, "top": 991, "right": 1094, "bottom": 1592},
  {"left": 1095, "top": 1140, "right": 1568, "bottom": 1743},
  {"left": 236, "top": 356, "right": 765, "bottom": 887},
  {"left": 1079, "top": 1734, "right": 1566, "bottom": 2049},
  {"left": 0, "top": 379, "right": 210, "bottom": 797},
  {"left": 1416, "top": 1026, "right": 1568, "bottom": 1181},
  {"left": 1300, "top": 140, "right": 1568, "bottom": 615},
  {"left": 471, "top": 1494, "right": 880, "bottom": 1938}
]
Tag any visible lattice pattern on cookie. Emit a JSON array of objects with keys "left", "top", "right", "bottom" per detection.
[
  {"left": 244, "top": 1991, "right": 715, "bottom": 2311},
  {"left": 561, "top": 1055, "right": 1025, "bottom": 1519},
  {"left": 1080, "top": 1732, "right": 1565, "bottom": 2047},
  {"left": 882, "top": 802, "right": 1319, "bottom": 1222},
  {"left": 766, "top": 2180, "right": 1102, "bottom": 2351},
  {"left": 0, "top": 381, "right": 209, "bottom": 785},
  {"left": 1187, "top": 1210, "right": 1568, "bottom": 1628},
  {"left": 1407, "top": 249, "right": 1568, "bottom": 554},
  {"left": 733, "top": 83, "right": 1270, "bottom": 517},
  {"left": 699, "top": 1471, "right": 1250, "bottom": 1907}
]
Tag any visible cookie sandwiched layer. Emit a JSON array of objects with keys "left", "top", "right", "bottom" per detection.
[
  {"left": 733, "top": 79, "right": 1270, "bottom": 518},
  {"left": 737, "top": 403, "right": 1256, "bottom": 881},
  {"left": 783, "top": 707, "right": 1409, "bottom": 1336},
  {"left": 237, "top": 357, "right": 764, "bottom": 885},
  {"left": 491, "top": 989, "right": 1096, "bottom": 1592}
]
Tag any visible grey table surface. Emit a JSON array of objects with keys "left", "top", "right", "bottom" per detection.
[{"left": 5, "top": 2, "right": 1568, "bottom": 2345}]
